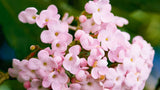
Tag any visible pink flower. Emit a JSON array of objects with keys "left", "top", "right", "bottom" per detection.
[
  {"left": 98, "top": 29, "right": 115, "bottom": 51},
  {"left": 62, "top": 13, "right": 74, "bottom": 24},
  {"left": 8, "top": 59, "right": 21, "bottom": 77},
  {"left": 40, "top": 21, "right": 72, "bottom": 44},
  {"left": 47, "top": 21, "right": 68, "bottom": 33},
  {"left": 69, "top": 45, "right": 81, "bottom": 56},
  {"left": 18, "top": 7, "right": 38, "bottom": 24},
  {"left": 24, "top": 81, "right": 30, "bottom": 89},
  {"left": 76, "top": 70, "right": 88, "bottom": 81},
  {"left": 87, "top": 47, "right": 105, "bottom": 66},
  {"left": 85, "top": 0, "right": 113, "bottom": 24},
  {"left": 79, "top": 58, "right": 88, "bottom": 69},
  {"left": 124, "top": 72, "right": 140, "bottom": 88},
  {"left": 63, "top": 53, "right": 80, "bottom": 74},
  {"left": 79, "top": 15, "right": 87, "bottom": 23},
  {"left": 28, "top": 79, "right": 48, "bottom": 90},
  {"left": 69, "top": 83, "right": 81, "bottom": 90},
  {"left": 132, "top": 36, "right": 155, "bottom": 67},
  {"left": 9, "top": 59, "right": 37, "bottom": 83},
  {"left": 91, "top": 59, "right": 108, "bottom": 80},
  {"left": 17, "top": 60, "right": 37, "bottom": 82},
  {"left": 27, "top": 58, "right": 41, "bottom": 70},
  {"left": 113, "top": 16, "right": 128, "bottom": 27},
  {"left": 79, "top": 76, "right": 103, "bottom": 90},
  {"left": 90, "top": 47, "right": 105, "bottom": 60},
  {"left": 52, "top": 39, "right": 68, "bottom": 53},
  {"left": 42, "top": 70, "right": 68, "bottom": 90},
  {"left": 98, "top": 29, "right": 130, "bottom": 51},
  {"left": 80, "top": 33, "right": 100, "bottom": 50},
  {"left": 108, "top": 47, "right": 127, "bottom": 63},
  {"left": 63, "top": 45, "right": 81, "bottom": 74},
  {"left": 36, "top": 5, "right": 60, "bottom": 28},
  {"left": 80, "top": 18, "right": 101, "bottom": 33},
  {"left": 40, "top": 30, "right": 55, "bottom": 43},
  {"left": 37, "top": 50, "right": 58, "bottom": 71},
  {"left": 104, "top": 68, "right": 124, "bottom": 89},
  {"left": 74, "top": 30, "right": 86, "bottom": 40}
]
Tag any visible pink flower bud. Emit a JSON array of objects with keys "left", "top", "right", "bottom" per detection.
[
  {"left": 24, "top": 81, "right": 31, "bottom": 89},
  {"left": 79, "top": 15, "right": 87, "bottom": 23}
]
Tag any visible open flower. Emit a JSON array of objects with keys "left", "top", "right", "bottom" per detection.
[{"left": 18, "top": 7, "right": 38, "bottom": 24}]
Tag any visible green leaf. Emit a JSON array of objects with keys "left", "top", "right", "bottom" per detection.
[{"left": 0, "top": 80, "right": 25, "bottom": 90}]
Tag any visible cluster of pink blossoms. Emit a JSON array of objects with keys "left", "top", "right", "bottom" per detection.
[{"left": 8, "top": 0, "right": 155, "bottom": 90}]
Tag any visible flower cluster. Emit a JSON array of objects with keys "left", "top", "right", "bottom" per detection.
[{"left": 8, "top": 0, "right": 154, "bottom": 90}]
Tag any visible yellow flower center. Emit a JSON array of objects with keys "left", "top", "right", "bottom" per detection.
[
  {"left": 55, "top": 32, "right": 59, "bottom": 36},
  {"left": 45, "top": 19, "right": 49, "bottom": 22},
  {"left": 32, "top": 16, "right": 36, "bottom": 19},
  {"left": 97, "top": 8, "right": 101, "bottom": 12},
  {"left": 91, "top": 22, "right": 95, "bottom": 26},
  {"left": 137, "top": 77, "right": 139, "bottom": 81},
  {"left": 93, "top": 61, "right": 98, "bottom": 67},
  {"left": 69, "top": 57, "right": 73, "bottom": 61},
  {"left": 87, "top": 82, "right": 92, "bottom": 86},
  {"left": 130, "top": 58, "right": 133, "bottom": 62},
  {"left": 43, "top": 62, "right": 47, "bottom": 66},
  {"left": 99, "top": 75, "right": 105, "bottom": 80},
  {"left": 56, "top": 43, "right": 60, "bottom": 47},
  {"left": 105, "top": 38, "right": 108, "bottom": 41},
  {"left": 52, "top": 74, "right": 57, "bottom": 78},
  {"left": 116, "top": 77, "right": 119, "bottom": 81},
  {"left": 31, "top": 70, "right": 35, "bottom": 73}
]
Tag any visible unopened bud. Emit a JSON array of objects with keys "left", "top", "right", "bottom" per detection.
[
  {"left": 79, "top": 15, "right": 87, "bottom": 23},
  {"left": 30, "top": 45, "right": 36, "bottom": 50}
]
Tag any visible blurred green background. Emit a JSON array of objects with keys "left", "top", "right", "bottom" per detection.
[{"left": 0, "top": 0, "right": 160, "bottom": 90}]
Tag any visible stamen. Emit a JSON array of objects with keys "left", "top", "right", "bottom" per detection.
[
  {"left": 91, "top": 22, "right": 95, "bottom": 26},
  {"left": 93, "top": 61, "right": 98, "bottom": 67},
  {"left": 97, "top": 8, "right": 100, "bottom": 12},
  {"left": 43, "top": 62, "right": 47, "bottom": 66},
  {"left": 56, "top": 43, "right": 60, "bottom": 47},
  {"left": 45, "top": 19, "right": 49, "bottom": 22},
  {"left": 69, "top": 57, "right": 73, "bottom": 61},
  {"left": 55, "top": 32, "right": 59, "bottom": 36},
  {"left": 52, "top": 75, "right": 56, "bottom": 78},
  {"left": 105, "top": 38, "right": 108, "bottom": 41},
  {"left": 116, "top": 77, "right": 119, "bottom": 81},
  {"left": 99, "top": 75, "right": 105, "bottom": 80},
  {"left": 130, "top": 58, "right": 133, "bottom": 62},
  {"left": 32, "top": 16, "right": 36, "bottom": 19},
  {"left": 87, "top": 82, "right": 92, "bottom": 86}
]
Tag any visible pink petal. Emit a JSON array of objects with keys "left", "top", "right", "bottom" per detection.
[
  {"left": 85, "top": 1, "right": 97, "bottom": 14},
  {"left": 47, "top": 5, "right": 58, "bottom": 15},
  {"left": 40, "top": 30, "right": 55, "bottom": 43},
  {"left": 69, "top": 45, "right": 81, "bottom": 55},
  {"left": 18, "top": 11, "right": 27, "bottom": 23},
  {"left": 38, "top": 50, "right": 49, "bottom": 60},
  {"left": 91, "top": 68, "right": 99, "bottom": 79},
  {"left": 42, "top": 77, "right": 52, "bottom": 88},
  {"left": 28, "top": 58, "right": 40, "bottom": 70},
  {"left": 93, "top": 13, "right": 101, "bottom": 25}
]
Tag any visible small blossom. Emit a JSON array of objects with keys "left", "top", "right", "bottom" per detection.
[
  {"left": 36, "top": 5, "right": 60, "bottom": 28},
  {"left": 42, "top": 70, "right": 68, "bottom": 90},
  {"left": 80, "top": 33, "right": 100, "bottom": 50},
  {"left": 63, "top": 53, "right": 80, "bottom": 74},
  {"left": 85, "top": 0, "right": 113, "bottom": 24},
  {"left": 79, "top": 77, "right": 103, "bottom": 90},
  {"left": 79, "top": 15, "right": 87, "bottom": 23},
  {"left": 62, "top": 13, "right": 74, "bottom": 24},
  {"left": 18, "top": 7, "right": 38, "bottom": 24}
]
